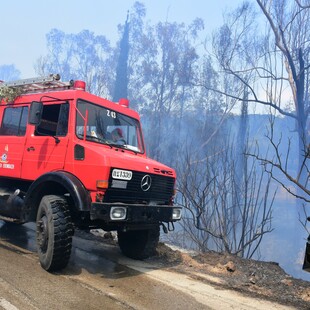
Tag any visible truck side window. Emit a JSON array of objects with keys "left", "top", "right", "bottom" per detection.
[
  {"left": 35, "top": 103, "right": 69, "bottom": 136},
  {"left": 0, "top": 106, "right": 28, "bottom": 136}
]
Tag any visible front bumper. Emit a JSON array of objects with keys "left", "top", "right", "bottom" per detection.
[{"left": 90, "top": 202, "right": 182, "bottom": 224}]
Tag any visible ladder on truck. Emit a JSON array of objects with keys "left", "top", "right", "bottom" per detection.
[{"left": 0, "top": 74, "right": 73, "bottom": 94}]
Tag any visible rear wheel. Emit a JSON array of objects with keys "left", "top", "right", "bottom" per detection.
[
  {"left": 117, "top": 226, "right": 160, "bottom": 260},
  {"left": 36, "top": 195, "right": 73, "bottom": 271}
]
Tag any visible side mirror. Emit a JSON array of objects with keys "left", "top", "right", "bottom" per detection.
[{"left": 29, "top": 101, "right": 43, "bottom": 125}]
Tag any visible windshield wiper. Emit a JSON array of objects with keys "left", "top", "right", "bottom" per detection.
[
  {"left": 78, "top": 134, "right": 139, "bottom": 154},
  {"left": 104, "top": 141, "right": 120, "bottom": 148},
  {"left": 105, "top": 141, "right": 138, "bottom": 154},
  {"left": 78, "top": 133, "right": 107, "bottom": 143},
  {"left": 123, "top": 145, "right": 139, "bottom": 154}
]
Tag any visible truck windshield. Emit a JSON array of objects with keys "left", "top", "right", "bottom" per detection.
[{"left": 76, "top": 99, "right": 144, "bottom": 153}]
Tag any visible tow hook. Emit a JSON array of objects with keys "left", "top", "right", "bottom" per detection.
[{"left": 160, "top": 221, "right": 175, "bottom": 234}]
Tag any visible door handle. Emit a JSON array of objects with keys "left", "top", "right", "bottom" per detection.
[{"left": 27, "top": 146, "right": 35, "bottom": 152}]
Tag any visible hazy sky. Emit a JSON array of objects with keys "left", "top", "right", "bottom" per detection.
[{"left": 1, "top": 0, "right": 242, "bottom": 78}]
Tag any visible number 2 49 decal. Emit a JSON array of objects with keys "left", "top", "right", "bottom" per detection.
[{"left": 107, "top": 110, "right": 116, "bottom": 118}]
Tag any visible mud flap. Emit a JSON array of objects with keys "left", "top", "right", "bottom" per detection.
[{"left": 302, "top": 236, "right": 310, "bottom": 272}]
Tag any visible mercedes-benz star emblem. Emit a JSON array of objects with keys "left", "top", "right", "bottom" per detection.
[{"left": 141, "top": 175, "right": 152, "bottom": 191}]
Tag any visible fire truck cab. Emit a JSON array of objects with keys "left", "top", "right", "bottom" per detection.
[{"left": 0, "top": 74, "right": 181, "bottom": 271}]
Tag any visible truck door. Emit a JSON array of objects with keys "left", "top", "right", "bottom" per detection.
[
  {"left": 21, "top": 102, "right": 70, "bottom": 180},
  {"left": 0, "top": 106, "right": 28, "bottom": 178}
]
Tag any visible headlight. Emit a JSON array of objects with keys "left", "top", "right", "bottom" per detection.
[
  {"left": 172, "top": 208, "right": 182, "bottom": 220},
  {"left": 110, "top": 207, "right": 127, "bottom": 220}
]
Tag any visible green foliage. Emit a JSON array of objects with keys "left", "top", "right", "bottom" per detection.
[{"left": 0, "top": 86, "right": 23, "bottom": 102}]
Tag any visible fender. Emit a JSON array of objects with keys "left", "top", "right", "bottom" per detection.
[{"left": 24, "top": 171, "right": 91, "bottom": 218}]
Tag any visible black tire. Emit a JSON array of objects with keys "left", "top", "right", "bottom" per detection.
[
  {"left": 117, "top": 226, "right": 160, "bottom": 260},
  {"left": 36, "top": 195, "right": 73, "bottom": 272}
]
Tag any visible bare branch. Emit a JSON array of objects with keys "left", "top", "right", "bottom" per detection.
[
  {"left": 246, "top": 152, "right": 310, "bottom": 202},
  {"left": 256, "top": 0, "right": 284, "bottom": 51},
  {"left": 194, "top": 81, "right": 297, "bottom": 119},
  {"left": 295, "top": 0, "right": 310, "bottom": 9}
]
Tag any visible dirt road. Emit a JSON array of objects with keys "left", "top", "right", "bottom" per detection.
[{"left": 0, "top": 222, "right": 297, "bottom": 310}]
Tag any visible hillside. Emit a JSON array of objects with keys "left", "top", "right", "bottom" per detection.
[
  {"left": 92, "top": 229, "right": 310, "bottom": 309},
  {"left": 150, "top": 243, "right": 310, "bottom": 309}
]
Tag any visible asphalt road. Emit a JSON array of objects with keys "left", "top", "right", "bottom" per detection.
[
  {"left": 0, "top": 222, "right": 296, "bottom": 310},
  {"left": 0, "top": 222, "right": 209, "bottom": 310}
]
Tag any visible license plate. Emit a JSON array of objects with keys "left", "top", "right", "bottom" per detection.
[{"left": 112, "top": 169, "right": 132, "bottom": 180}]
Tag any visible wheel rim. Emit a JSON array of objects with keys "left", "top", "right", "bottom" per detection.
[{"left": 37, "top": 214, "right": 49, "bottom": 253}]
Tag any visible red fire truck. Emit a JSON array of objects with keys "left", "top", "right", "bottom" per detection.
[{"left": 0, "top": 74, "right": 181, "bottom": 272}]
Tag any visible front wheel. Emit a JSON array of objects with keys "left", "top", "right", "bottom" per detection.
[
  {"left": 36, "top": 195, "right": 73, "bottom": 271},
  {"left": 117, "top": 226, "right": 160, "bottom": 260}
]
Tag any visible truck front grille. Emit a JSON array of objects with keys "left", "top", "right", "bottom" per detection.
[{"left": 104, "top": 169, "right": 175, "bottom": 205}]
